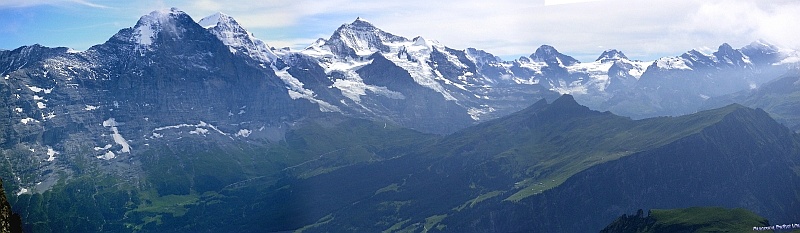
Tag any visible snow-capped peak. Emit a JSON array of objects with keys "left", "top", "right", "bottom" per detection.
[
  {"left": 412, "top": 36, "right": 431, "bottom": 49},
  {"left": 354, "top": 17, "right": 370, "bottom": 24},
  {"left": 595, "top": 49, "right": 628, "bottom": 62},
  {"left": 131, "top": 7, "right": 186, "bottom": 46},
  {"left": 311, "top": 38, "right": 327, "bottom": 47},
  {"left": 712, "top": 43, "right": 750, "bottom": 67},
  {"left": 198, "top": 12, "right": 226, "bottom": 28},
  {"left": 324, "top": 17, "right": 407, "bottom": 58},
  {"left": 530, "top": 45, "right": 579, "bottom": 66},
  {"left": 744, "top": 39, "right": 780, "bottom": 52},
  {"left": 740, "top": 39, "right": 791, "bottom": 66},
  {"left": 199, "top": 12, "right": 278, "bottom": 63}
]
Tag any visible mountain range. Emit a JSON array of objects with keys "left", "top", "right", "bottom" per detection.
[{"left": 1, "top": 8, "right": 799, "bottom": 233}]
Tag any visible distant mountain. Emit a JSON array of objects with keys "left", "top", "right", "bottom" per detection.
[
  {"left": 704, "top": 70, "right": 800, "bottom": 132},
  {"left": 600, "top": 207, "right": 770, "bottom": 233},
  {"left": 596, "top": 49, "right": 629, "bottom": 63},
  {"left": 297, "top": 18, "right": 560, "bottom": 131},
  {"left": 598, "top": 42, "right": 797, "bottom": 119}
]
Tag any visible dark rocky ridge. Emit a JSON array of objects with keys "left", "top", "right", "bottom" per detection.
[{"left": 0, "top": 179, "right": 22, "bottom": 233}]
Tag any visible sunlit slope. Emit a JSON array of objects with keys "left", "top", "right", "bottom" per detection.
[
  {"left": 288, "top": 94, "right": 799, "bottom": 233},
  {"left": 600, "top": 207, "right": 770, "bottom": 233}
]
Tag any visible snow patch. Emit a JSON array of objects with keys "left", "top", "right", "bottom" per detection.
[
  {"left": 273, "top": 66, "right": 340, "bottom": 112},
  {"left": 103, "top": 118, "right": 131, "bottom": 153},
  {"left": 198, "top": 12, "right": 222, "bottom": 28},
  {"left": 189, "top": 127, "right": 210, "bottom": 135},
  {"left": 332, "top": 78, "right": 404, "bottom": 103},
  {"left": 235, "top": 129, "right": 252, "bottom": 137},
  {"left": 628, "top": 61, "right": 651, "bottom": 79},
  {"left": 467, "top": 106, "right": 496, "bottom": 121},
  {"left": 14, "top": 108, "right": 22, "bottom": 113},
  {"left": 322, "top": 58, "right": 404, "bottom": 103},
  {"left": 384, "top": 39, "right": 457, "bottom": 101},
  {"left": 94, "top": 144, "right": 112, "bottom": 151},
  {"left": 134, "top": 24, "right": 155, "bottom": 45},
  {"left": 85, "top": 105, "right": 99, "bottom": 111},
  {"left": 513, "top": 76, "right": 539, "bottom": 85},
  {"left": 42, "top": 112, "right": 55, "bottom": 120},
  {"left": 566, "top": 61, "right": 613, "bottom": 91},
  {"left": 551, "top": 79, "right": 589, "bottom": 95},
  {"left": 131, "top": 8, "right": 184, "bottom": 47},
  {"left": 16, "top": 188, "right": 28, "bottom": 196},
  {"left": 20, "top": 117, "right": 39, "bottom": 124},
  {"left": 655, "top": 57, "right": 692, "bottom": 70},
  {"left": 97, "top": 151, "right": 116, "bottom": 160},
  {"left": 517, "top": 59, "right": 548, "bottom": 75},
  {"left": 25, "top": 85, "right": 53, "bottom": 94},
  {"left": 46, "top": 147, "right": 58, "bottom": 162},
  {"left": 153, "top": 121, "right": 232, "bottom": 139},
  {"left": 37, "top": 102, "right": 46, "bottom": 109}
]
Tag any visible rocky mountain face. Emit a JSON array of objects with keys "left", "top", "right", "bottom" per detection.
[{"left": 1, "top": 8, "right": 321, "bottom": 198}]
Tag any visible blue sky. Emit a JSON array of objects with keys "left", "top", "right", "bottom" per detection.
[{"left": 1, "top": 0, "right": 799, "bottom": 62}]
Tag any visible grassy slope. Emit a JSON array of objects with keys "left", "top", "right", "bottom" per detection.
[
  {"left": 422, "top": 95, "right": 743, "bottom": 201},
  {"left": 601, "top": 207, "right": 772, "bottom": 233},
  {"left": 296, "top": 95, "right": 760, "bottom": 232}
]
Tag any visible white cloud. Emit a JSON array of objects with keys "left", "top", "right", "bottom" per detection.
[
  {"left": 545, "top": 0, "right": 603, "bottom": 6},
  {"left": 681, "top": 0, "right": 800, "bottom": 51}
]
